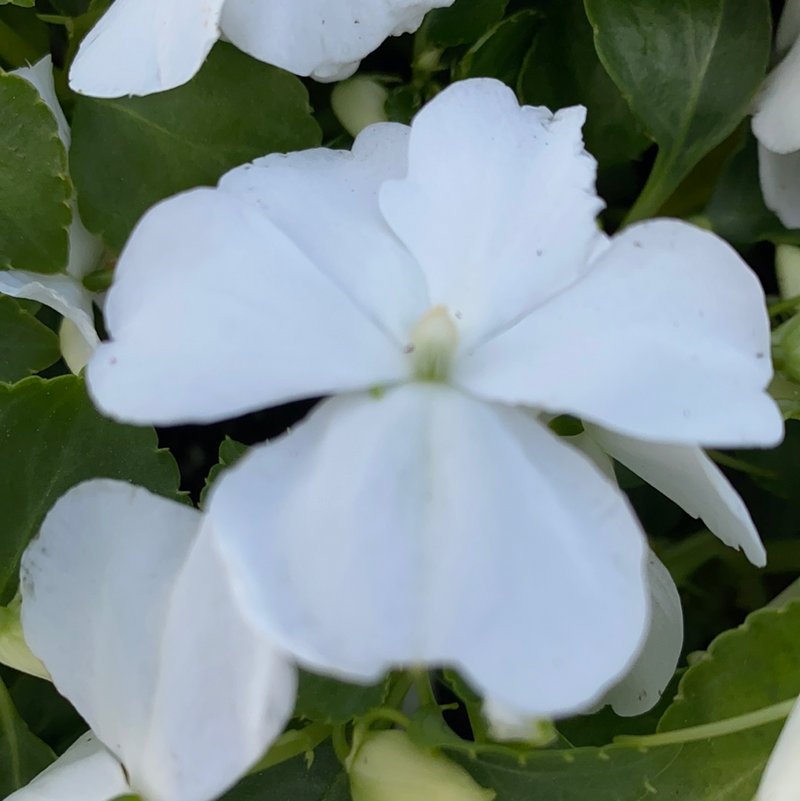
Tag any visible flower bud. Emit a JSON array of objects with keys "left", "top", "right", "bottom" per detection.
[
  {"left": 60, "top": 317, "right": 94, "bottom": 376},
  {"left": 777, "top": 244, "right": 800, "bottom": 300},
  {"left": 332, "top": 76, "right": 389, "bottom": 137},
  {"left": 348, "top": 730, "right": 495, "bottom": 801}
]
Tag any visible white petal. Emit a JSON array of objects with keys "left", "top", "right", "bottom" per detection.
[
  {"left": 758, "top": 143, "right": 800, "bottom": 229},
  {"left": 601, "top": 551, "right": 683, "bottom": 717},
  {"left": 218, "top": 123, "right": 427, "bottom": 344},
  {"left": 757, "top": 696, "right": 800, "bottom": 801},
  {"left": 0, "top": 271, "right": 99, "bottom": 353},
  {"left": 21, "top": 480, "right": 294, "bottom": 801},
  {"left": 753, "top": 37, "right": 800, "bottom": 155},
  {"left": 588, "top": 425, "right": 767, "bottom": 566},
  {"left": 12, "top": 57, "right": 105, "bottom": 280},
  {"left": 87, "top": 187, "right": 406, "bottom": 425},
  {"left": 210, "top": 385, "right": 648, "bottom": 717},
  {"left": 458, "top": 219, "right": 782, "bottom": 448},
  {"left": 379, "top": 79, "right": 605, "bottom": 350},
  {"left": 69, "top": 0, "right": 224, "bottom": 98},
  {"left": 220, "top": 0, "right": 454, "bottom": 82},
  {"left": 481, "top": 699, "right": 555, "bottom": 744},
  {"left": 5, "top": 733, "right": 129, "bottom": 801},
  {"left": 778, "top": 0, "right": 800, "bottom": 54}
]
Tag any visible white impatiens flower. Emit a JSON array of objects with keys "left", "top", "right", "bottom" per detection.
[
  {"left": 756, "top": 695, "right": 800, "bottom": 801},
  {"left": 86, "top": 79, "right": 781, "bottom": 718},
  {"left": 3, "top": 56, "right": 104, "bottom": 374},
  {"left": 69, "top": 0, "right": 454, "bottom": 98},
  {"left": 13, "top": 480, "right": 296, "bottom": 801},
  {"left": 752, "top": 0, "right": 800, "bottom": 227}
]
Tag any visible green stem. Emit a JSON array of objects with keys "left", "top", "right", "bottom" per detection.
[
  {"left": 383, "top": 672, "right": 415, "bottom": 712},
  {"left": 358, "top": 707, "right": 411, "bottom": 730},
  {"left": 331, "top": 724, "right": 351, "bottom": 765},
  {"left": 770, "top": 294, "right": 800, "bottom": 318},
  {"left": 615, "top": 698, "right": 796, "bottom": 747},
  {"left": 248, "top": 721, "right": 332, "bottom": 774},
  {"left": 0, "top": 19, "right": 40, "bottom": 69},
  {"left": 414, "top": 671, "right": 438, "bottom": 708},
  {"left": 707, "top": 450, "right": 778, "bottom": 480}
]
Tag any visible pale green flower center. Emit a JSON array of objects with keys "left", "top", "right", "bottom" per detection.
[{"left": 409, "top": 305, "right": 459, "bottom": 382}]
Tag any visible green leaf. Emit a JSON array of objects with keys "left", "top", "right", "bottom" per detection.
[
  {"left": 0, "top": 69, "right": 71, "bottom": 273},
  {"left": 0, "top": 297, "right": 60, "bottom": 382},
  {"left": 457, "top": 10, "right": 540, "bottom": 87},
  {"left": 221, "top": 745, "right": 349, "bottom": 801},
  {"left": 0, "top": 676, "right": 54, "bottom": 796},
  {"left": 424, "top": 0, "right": 510, "bottom": 47},
  {"left": 585, "top": 0, "right": 771, "bottom": 222},
  {"left": 0, "top": 1, "right": 35, "bottom": 7},
  {"left": 200, "top": 436, "right": 248, "bottom": 507},
  {"left": 295, "top": 670, "right": 389, "bottom": 725},
  {"left": 518, "top": 0, "right": 649, "bottom": 167},
  {"left": 0, "top": 375, "right": 182, "bottom": 602},
  {"left": 70, "top": 42, "right": 323, "bottom": 252}
]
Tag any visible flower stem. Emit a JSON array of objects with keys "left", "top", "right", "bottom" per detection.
[
  {"left": 414, "top": 670, "right": 438, "bottom": 708},
  {"left": 332, "top": 724, "right": 351, "bottom": 765},
  {"left": 614, "top": 698, "right": 796, "bottom": 747}
]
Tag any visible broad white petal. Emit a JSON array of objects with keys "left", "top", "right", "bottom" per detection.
[
  {"left": 589, "top": 425, "right": 767, "bottom": 566},
  {"left": 0, "top": 271, "right": 99, "bottom": 353},
  {"left": 5, "top": 733, "right": 128, "bottom": 801},
  {"left": 458, "top": 219, "right": 782, "bottom": 448},
  {"left": 220, "top": 0, "right": 454, "bottom": 82},
  {"left": 88, "top": 187, "right": 406, "bottom": 425},
  {"left": 12, "top": 58, "right": 105, "bottom": 281},
  {"left": 601, "top": 552, "right": 683, "bottom": 717},
  {"left": 778, "top": 0, "right": 800, "bottom": 54},
  {"left": 753, "top": 37, "right": 800, "bottom": 155},
  {"left": 379, "top": 79, "right": 605, "bottom": 350},
  {"left": 69, "top": 0, "right": 224, "bottom": 98},
  {"left": 757, "top": 696, "right": 800, "bottom": 801},
  {"left": 21, "top": 480, "right": 294, "bottom": 801},
  {"left": 210, "top": 385, "right": 648, "bottom": 717},
  {"left": 758, "top": 144, "right": 800, "bottom": 229},
  {"left": 218, "top": 123, "right": 427, "bottom": 344}
]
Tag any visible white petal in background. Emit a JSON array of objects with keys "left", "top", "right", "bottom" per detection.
[
  {"left": 87, "top": 187, "right": 406, "bottom": 425},
  {"left": 209, "top": 384, "right": 649, "bottom": 717},
  {"left": 458, "top": 219, "right": 782, "bottom": 449},
  {"left": 756, "top": 696, "right": 800, "bottom": 801},
  {"left": 752, "top": 35, "right": 800, "bottom": 157},
  {"left": 20, "top": 480, "right": 295, "bottom": 801},
  {"left": 218, "top": 122, "right": 427, "bottom": 344},
  {"left": 5, "top": 733, "right": 130, "bottom": 801},
  {"left": 8, "top": 57, "right": 104, "bottom": 370},
  {"left": 588, "top": 425, "right": 767, "bottom": 566},
  {"left": 69, "top": 0, "right": 226, "bottom": 98},
  {"left": 757, "top": 145, "right": 800, "bottom": 229},
  {"left": 379, "top": 79, "right": 605, "bottom": 350}
]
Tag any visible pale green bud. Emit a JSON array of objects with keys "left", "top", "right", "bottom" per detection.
[
  {"left": 0, "top": 594, "right": 49, "bottom": 680},
  {"left": 60, "top": 317, "right": 94, "bottom": 376},
  {"left": 777, "top": 244, "right": 800, "bottom": 300},
  {"left": 331, "top": 76, "right": 389, "bottom": 138},
  {"left": 348, "top": 730, "right": 495, "bottom": 801}
]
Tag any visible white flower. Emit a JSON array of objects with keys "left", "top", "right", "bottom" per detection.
[
  {"left": 756, "top": 695, "right": 800, "bottom": 801},
  {"left": 86, "top": 79, "right": 781, "bottom": 718},
  {"left": 752, "top": 0, "right": 800, "bottom": 227},
  {"left": 69, "top": 0, "right": 454, "bottom": 99},
  {"left": 3, "top": 56, "right": 104, "bottom": 374},
  {"left": 13, "top": 480, "right": 296, "bottom": 801}
]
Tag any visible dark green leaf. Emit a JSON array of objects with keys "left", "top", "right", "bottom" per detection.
[
  {"left": 70, "top": 42, "right": 322, "bottom": 252},
  {"left": 0, "top": 69, "right": 71, "bottom": 273},
  {"left": 424, "top": 0, "right": 510, "bottom": 47},
  {"left": 0, "top": 375, "right": 182, "bottom": 602},
  {"left": 585, "top": 0, "right": 771, "bottom": 221},
  {"left": 0, "top": 676, "right": 54, "bottom": 795},
  {"left": 295, "top": 670, "right": 389, "bottom": 725},
  {"left": 200, "top": 437, "right": 248, "bottom": 507},
  {"left": 0, "top": 296, "right": 60, "bottom": 382}
]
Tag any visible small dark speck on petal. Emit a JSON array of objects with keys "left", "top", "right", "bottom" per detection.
[
  {"left": 536, "top": 249, "right": 543, "bottom": 257},
  {"left": 633, "top": 241, "right": 643, "bottom": 248},
  {"left": 110, "top": 357, "right": 117, "bottom": 365},
  {"left": 683, "top": 409, "right": 691, "bottom": 418},
  {"left": 757, "top": 352, "right": 765, "bottom": 358}
]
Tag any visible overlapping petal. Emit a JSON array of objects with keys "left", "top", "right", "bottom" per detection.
[
  {"left": 588, "top": 425, "right": 767, "bottom": 566},
  {"left": 756, "top": 695, "right": 800, "bottom": 801},
  {"left": 380, "top": 79, "right": 605, "bottom": 350},
  {"left": 209, "top": 384, "right": 648, "bottom": 716},
  {"left": 221, "top": 0, "right": 453, "bottom": 82},
  {"left": 218, "top": 123, "right": 427, "bottom": 344},
  {"left": 6, "top": 733, "right": 129, "bottom": 801},
  {"left": 757, "top": 145, "right": 800, "bottom": 228},
  {"left": 69, "top": 0, "right": 225, "bottom": 98},
  {"left": 87, "top": 187, "right": 407, "bottom": 425},
  {"left": 20, "top": 480, "right": 295, "bottom": 801},
  {"left": 752, "top": 37, "right": 800, "bottom": 157},
  {"left": 457, "top": 219, "right": 782, "bottom": 448}
]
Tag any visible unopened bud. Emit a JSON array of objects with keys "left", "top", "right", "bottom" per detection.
[
  {"left": 60, "top": 317, "right": 95, "bottom": 376},
  {"left": 331, "top": 76, "right": 389, "bottom": 137},
  {"left": 348, "top": 730, "right": 495, "bottom": 801},
  {"left": 777, "top": 244, "right": 800, "bottom": 300}
]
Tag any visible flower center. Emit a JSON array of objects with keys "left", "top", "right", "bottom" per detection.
[{"left": 409, "top": 305, "right": 458, "bottom": 382}]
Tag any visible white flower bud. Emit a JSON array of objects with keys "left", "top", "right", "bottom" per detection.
[
  {"left": 332, "top": 76, "right": 389, "bottom": 137},
  {"left": 348, "top": 730, "right": 495, "bottom": 801}
]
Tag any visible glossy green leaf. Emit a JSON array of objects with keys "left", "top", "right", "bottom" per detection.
[
  {"left": 424, "top": 0, "right": 510, "bottom": 47},
  {"left": 0, "top": 69, "right": 71, "bottom": 273},
  {"left": 585, "top": 0, "right": 771, "bottom": 221},
  {"left": 0, "top": 297, "right": 60, "bottom": 382},
  {"left": 200, "top": 437, "right": 248, "bottom": 507},
  {"left": 0, "top": 676, "right": 54, "bottom": 796},
  {"left": 0, "top": 375, "right": 182, "bottom": 602},
  {"left": 70, "top": 42, "right": 322, "bottom": 252},
  {"left": 295, "top": 670, "right": 389, "bottom": 725},
  {"left": 518, "top": 0, "right": 649, "bottom": 167},
  {"left": 221, "top": 745, "right": 349, "bottom": 801}
]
